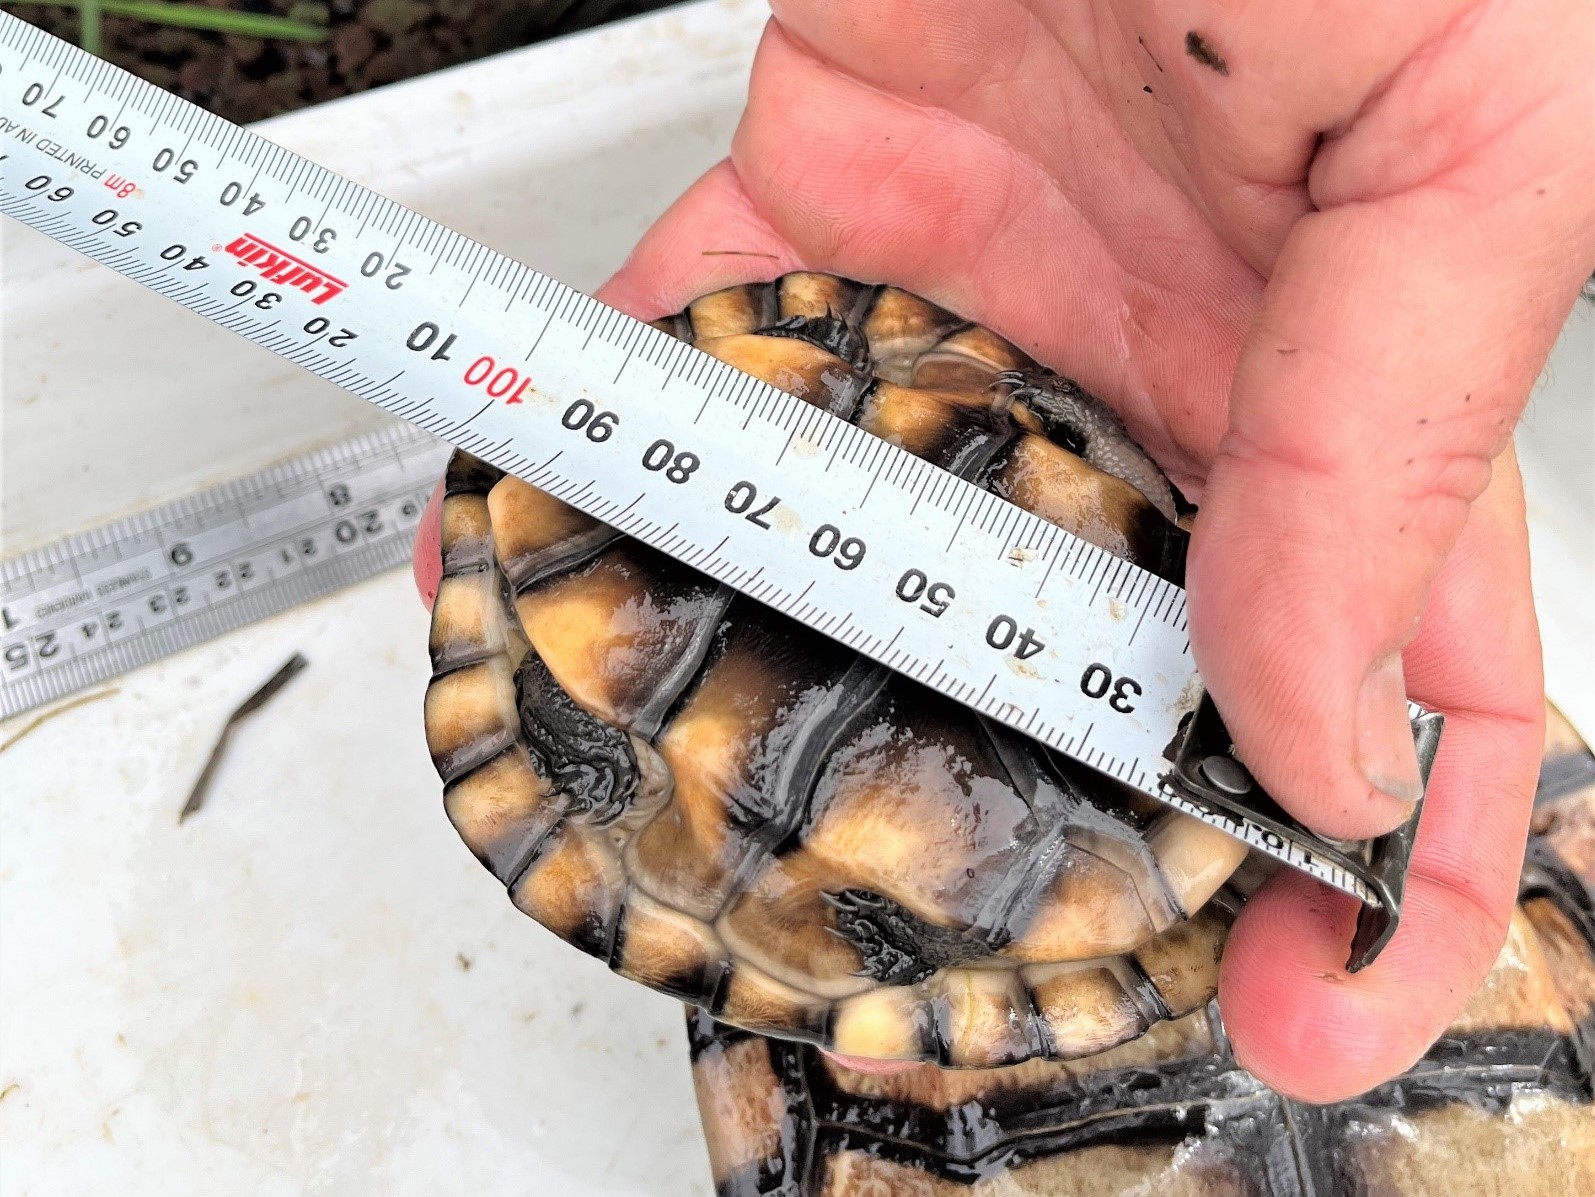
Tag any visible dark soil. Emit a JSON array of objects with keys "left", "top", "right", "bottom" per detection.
[{"left": 2, "top": 1, "right": 683, "bottom": 124}]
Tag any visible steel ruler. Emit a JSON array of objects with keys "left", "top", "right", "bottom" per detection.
[
  {"left": 1, "top": 422, "right": 447, "bottom": 718},
  {"left": 0, "top": 13, "right": 1437, "bottom": 958}
]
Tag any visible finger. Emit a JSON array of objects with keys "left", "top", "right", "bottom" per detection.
[
  {"left": 1220, "top": 453, "right": 1544, "bottom": 1102},
  {"left": 1111, "top": 0, "right": 1590, "bottom": 273},
  {"left": 1185, "top": 44, "right": 1591, "bottom": 837},
  {"left": 733, "top": 20, "right": 1255, "bottom": 484},
  {"left": 601, "top": 157, "right": 805, "bottom": 317},
  {"left": 412, "top": 479, "right": 444, "bottom": 611}
]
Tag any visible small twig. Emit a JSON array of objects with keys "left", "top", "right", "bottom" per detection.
[
  {"left": 0, "top": 687, "right": 121, "bottom": 756},
  {"left": 179, "top": 653, "right": 308, "bottom": 824}
]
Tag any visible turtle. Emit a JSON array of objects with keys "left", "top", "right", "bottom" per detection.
[
  {"left": 425, "top": 273, "right": 1270, "bottom": 1068},
  {"left": 686, "top": 701, "right": 1595, "bottom": 1196}
]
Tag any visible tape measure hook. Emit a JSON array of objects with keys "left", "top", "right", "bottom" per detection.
[{"left": 1160, "top": 694, "right": 1444, "bottom": 970}]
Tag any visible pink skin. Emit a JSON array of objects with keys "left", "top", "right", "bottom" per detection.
[{"left": 415, "top": 0, "right": 1593, "bottom": 1099}]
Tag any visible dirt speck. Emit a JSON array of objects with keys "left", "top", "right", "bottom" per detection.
[
  {"left": 456, "top": 952, "right": 472, "bottom": 972},
  {"left": 1185, "top": 31, "right": 1229, "bottom": 75},
  {"left": 0, "top": 1082, "right": 18, "bottom": 1104},
  {"left": 771, "top": 506, "right": 804, "bottom": 535}
]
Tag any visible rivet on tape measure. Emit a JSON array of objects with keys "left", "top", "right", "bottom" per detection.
[{"left": 0, "top": 13, "right": 1440, "bottom": 967}]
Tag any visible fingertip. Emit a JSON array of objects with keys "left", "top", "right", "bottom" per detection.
[
  {"left": 819, "top": 1051, "right": 924, "bottom": 1076},
  {"left": 1221, "top": 869, "right": 1504, "bottom": 1103},
  {"left": 412, "top": 479, "right": 444, "bottom": 611}
]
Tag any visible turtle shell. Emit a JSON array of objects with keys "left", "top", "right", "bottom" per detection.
[
  {"left": 424, "top": 273, "right": 1250, "bottom": 1067},
  {"left": 688, "top": 702, "right": 1595, "bottom": 1195}
]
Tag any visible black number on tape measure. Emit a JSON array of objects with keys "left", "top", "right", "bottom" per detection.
[
  {"left": 1079, "top": 663, "right": 1141, "bottom": 714},
  {"left": 106, "top": 610, "right": 125, "bottom": 631},
  {"left": 151, "top": 148, "right": 197, "bottom": 184},
  {"left": 168, "top": 543, "right": 193, "bottom": 567},
  {"left": 327, "top": 484, "right": 352, "bottom": 507},
  {"left": 560, "top": 399, "right": 618, "bottom": 442},
  {"left": 335, "top": 520, "right": 358, "bottom": 545},
  {"left": 1, "top": 607, "right": 16, "bottom": 631},
  {"left": 361, "top": 253, "right": 411, "bottom": 290},
  {"left": 5, "top": 644, "right": 28, "bottom": 671},
  {"left": 808, "top": 525, "right": 866, "bottom": 571},
  {"left": 303, "top": 318, "right": 357, "bottom": 347},
  {"left": 986, "top": 615, "right": 1045, "bottom": 661},
  {"left": 89, "top": 209, "right": 141, "bottom": 238},
  {"left": 43, "top": 186, "right": 74, "bottom": 203},
  {"left": 86, "top": 115, "right": 130, "bottom": 149},
  {"left": 219, "top": 182, "right": 265, "bottom": 216},
  {"left": 406, "top": 323, "right": 456, "bottom": 361},
  {"left": 895, "top": 569, "right": 955, "bottom": 618},
  {"left": 21, "top": 83, "right": 62, "bottom": 117},
  {"left": 35, "top": 632, "right": 59, "bottom": 660},
  {"left": 289, "top": 217, "right": 336, "bottom": 254},
  {"left": 148, "top": 593, "right": 168, "bottom": 615},
  {"left": 361, "top": 510, "right": 384, "bottom": 535},
  {"left": 229, "top": 280, "right": 281, "bottom": 309},
  {"left": 724, "top": 481, "right": 779, "bottom": 528},
  {"left": 24, "top": 175, "right": 49, "bottom": 191},
  {"left": 157, "top": 244, "right": 208, "bottom": 271},
  {"left": 213, "top": 570, "right": 232, "bottom": 591},
  {"left": 236, "top": 562, "right": 255, "bottom": 583},
  {"left": 641, "top": 439, "right": 699, "bottom": 484}
]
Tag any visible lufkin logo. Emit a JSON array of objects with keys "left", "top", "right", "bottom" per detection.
[{"left": 223, "top": 234, "right": 347, "bottom": 305}]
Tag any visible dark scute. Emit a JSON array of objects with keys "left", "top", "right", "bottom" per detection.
[
  {"left": 824, "top": 889, "right": 992, "bottom": 987},
  {"left": 444, "top": 450, "right": 503, "bottom": 496},
  {"left": 514, "top": 651, "right": 638, "bottom": 825},
  {"left": 781, "top": 1022, "right": 1590, "bottom": 1185},
  {"left": 760, "top": 312, "right": 871, "bottom": 373}
]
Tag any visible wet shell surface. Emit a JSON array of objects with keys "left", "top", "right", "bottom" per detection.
[
  {"left": 425, "top": 273, "right": 1249, "bottom": 1067},
  {"left": 688, "top": 703, "right": 1595, "bottom": 1195}
]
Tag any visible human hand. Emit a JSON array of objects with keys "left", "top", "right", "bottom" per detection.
[{"left": 414, "top": 0, "right": 1594, "bottom": 1100}]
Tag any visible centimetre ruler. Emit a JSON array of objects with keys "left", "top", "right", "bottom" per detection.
[{"left": 0, "top": 13, "right": 1438, "bottom": 959}]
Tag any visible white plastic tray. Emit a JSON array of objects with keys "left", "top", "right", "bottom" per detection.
[
  {"left": 1, "top": 1, "right": 1590, "bottom": 1192},
  {"left": 2, "top": 4, "right": 766, "bottom": 1194}
]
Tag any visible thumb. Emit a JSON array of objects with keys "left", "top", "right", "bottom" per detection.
[{"left": 1187, "top": 203, "right": 1590, "bottom": 840}]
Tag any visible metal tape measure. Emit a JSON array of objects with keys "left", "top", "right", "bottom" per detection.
[{"left": 0, "top": 13, "right": 1437, "bottom": 962}]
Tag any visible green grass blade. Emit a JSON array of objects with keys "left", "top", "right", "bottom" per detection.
[
  {"left": 81, "top": 0, "right": 101, "bottom": 57},
  {"left": 6, "top": 1, "right": 331, "bottom": 44}
]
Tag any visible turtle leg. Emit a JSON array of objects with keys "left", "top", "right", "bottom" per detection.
[{"left": 998, "top": 368, "right": 1180, "bottom": 522}]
